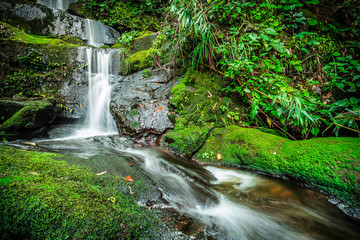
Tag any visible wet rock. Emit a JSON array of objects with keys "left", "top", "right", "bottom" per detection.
[
  {"left": 0, "top": 98, "right": 57, "bottom": 139},
  {"left": 0, "top": 23, "right": 89, "bottom": 120},
  {"left": 110, "top": 70, "right": 175, "bottom": 137},
  {"left": 0, "top": 1, "right": 119, "bottom": 45}
]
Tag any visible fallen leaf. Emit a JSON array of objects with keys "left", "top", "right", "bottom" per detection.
[
  {"left": 156, "top": 106, "right": 163, "bottom": 112},
  {"left": 80, "top": 104, "right": 83, "bottom": 108},
  {"left": 211, "top": 146, "right": 215, "bottom": 148},
  {"left": 139, "top": 104, "right": 145, "bottom": 108},
  {"left": 217, "top": 153, "right": 222, "bottom": 160},
  {"left": 128, "top": 186, "right": 133, "bottom": 194},
  {"left": 95, "top": 170, "right": 108, "bottom": 176},
  {"left": 126, "top": 176, "right": 134, "bottom": 182},
  {"left": 208, "top": 91, "right": 213, "bottom": 98},
  {"left": 126, "top": 163, "right": 133, "bottom": 167},
  {"left": 266, "top": 118, "right": 272, "bottom": 127}
]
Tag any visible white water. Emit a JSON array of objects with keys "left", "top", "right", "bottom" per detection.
[
  {"left": 124, "top": 148, "right": 305, "bottom": 240},
  {"left": 85, "top": 19, "right": 109, "bottom": 47},
  {"left": 75, "top": 48, "right": 118, "bottom": 137},
  {"left": 37, "top": 0, "right": 78, "bottom": 11}
]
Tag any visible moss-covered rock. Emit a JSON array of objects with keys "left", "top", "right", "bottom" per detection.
[
  {"left": 128, "top": 50, "right": 152, "bottom": 73},
  {"left": 164, "top": 69, "right": 248, "bottom": 156},
  {"left": 131, "top": 31, "right": 158, "bottom": 53},
  {"left": 0, "top": 22, "right": 81, "bottom": 99},
  {"left": 0, "top": 146, "right": 162, "bottom": 239},
  {"left": 194, "top": 126, "right": 360, "bottom": 209},
  {"left": 0, "top": 98, "right": 57, "bottom": 139}
]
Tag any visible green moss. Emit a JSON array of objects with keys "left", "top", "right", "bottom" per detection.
[
  {"left": 129, "top": 50, "right": 152, "bottom": 73},
  {"left": 0, "top": 99, "right": 54, "bottom": 131},
  {"left": 166, "top": 118, "right": 213, "bottom": 156},
  {"left": 194, "top": 126, "right": 360, "bottom": 207},
  {"left": 134, "top": 31, "right": 154, "bottom": 40},
  {"left": 1, "top": 22, "right": 82, "bottom": 48},
  {"left": 0, "top": 146, "right": 161, "bottom": 239}
]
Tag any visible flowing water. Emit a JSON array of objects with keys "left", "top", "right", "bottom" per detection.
[
  {"left": 37, "top": 0, "right": 78, "bottom": 11},
  {"left": 74, "top": 48, "right": 119, "bottom": 137},
  {"left": 23, "top": 134, "right": 360, "bottom": 240}
]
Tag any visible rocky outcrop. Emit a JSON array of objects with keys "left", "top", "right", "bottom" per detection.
[
  {"left": 110, "top": 70, "right": 175, "bottom": 138},
  {"left": 0, "top": 22, "right": 89, "bottom": 120},
  {"left": 0, "top": 1, "right": 119, "bottom": 45},
  {"left": 0, "top": 98, "right": 58, "bottom": 139}
]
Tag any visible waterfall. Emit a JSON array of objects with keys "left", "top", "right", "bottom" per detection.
[
  {"left": 76, "top": 48, "right": 118, "bottom": 137},
  {"left": 85, "top": 19, "right": 110, "bottom": 47},
  {"left": 37, "top": 0, "right": 78, "bottom": 11}
]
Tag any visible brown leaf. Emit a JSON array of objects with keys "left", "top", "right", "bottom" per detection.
[
  {"left": 126, "top": 163, "right": 133, "bottom": 167},
  {"left": 126, "top": 176, "right": 134, "bottom": 182},
  {"left": 95, "top": 170, "right": 108, "bottom": 176},
  {"left": 217, "top": 153, "right": 222, "bottom": 160},
  {"left": 139, "top": 104, "right": 145, "bottom": 108}
]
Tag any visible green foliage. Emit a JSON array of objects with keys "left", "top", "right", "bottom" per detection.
[
  {"left": 167, "top": 0, "right": 360, "bottom": 138},
  {"left": 0, "top": 146, "right": 161, "bottom": 239},
  {"left": 80, "top": 0, "right": 166, "bottom": 31},
  {"left": 116, "top": 31, "right": 141, "bottom": 48}
]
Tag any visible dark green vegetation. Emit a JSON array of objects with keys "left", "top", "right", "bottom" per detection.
[
  {"left": 0, "top": 146, "right": 161, "bottom": 239},
  {"left": 69, "top": 0, "right": 165, "bottom": 32}
]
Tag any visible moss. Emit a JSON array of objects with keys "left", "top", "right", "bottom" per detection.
[
  {"left": 0, "top": 146, "right": 161, "bottom": 239},
  {"left": 134, "top": 31, "right": 154, "bottom": 40},
  {"left": 0, "top": 22, "right": 79, "bottom": 99},
  {"left": 165, "top": 118, "right": 213, "bottom": 157},
  {"left": 129, "top": 50, "right": 152, "bottom": 73},
  {"left": 164, "top": 69, "right": 247, "bottom": 155},
  {"left": 0, "top": 22, "right": 83, "bottom": 48},
  {"left": 194, "top": 126, "right": 360, "bottom": 208},
  {"left": 0, "top": 98, "right": 54, "bottom": 131}
]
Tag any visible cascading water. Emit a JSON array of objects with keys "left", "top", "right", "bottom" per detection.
[
  {"left": 75, "top": 48, "right": 118, "bottom": 137},
  {"left": 124, "top": 149, "right": 303, "bottom": 240},
  {"left": 85, "top": 19, "right": 111, "bottom": 48},
  {"left": 73, "top": 18, "right": 119, "bottom": 137},
  {"left": 37, "top": 0, "right": 78, "bottom": 11}
]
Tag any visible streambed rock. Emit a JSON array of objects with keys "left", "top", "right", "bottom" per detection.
[{"left": 110, "top": 70, "right": 175, "bottom": 138}]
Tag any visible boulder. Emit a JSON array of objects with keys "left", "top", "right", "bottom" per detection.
[
  {"left": 0, "top": 98, "right": 57, "bottom": 139},
  {"left": 110, "top": 70, "right": 174, "bottom": 137}
]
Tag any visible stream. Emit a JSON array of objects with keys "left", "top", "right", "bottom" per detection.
[{"left": 7, "top": 126, "right": 360, "bottom": 240}]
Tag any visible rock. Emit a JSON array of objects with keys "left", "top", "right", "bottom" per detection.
[
  {"left": 0, "top": 98, "right": 57, "bottom": 139},
  {"left": 0, "top": 99, "right": 25, "bottom": 124},
  {"left": 0, "top": 1, "right": 119, "bottom": 45},
  {"left": 131, "top": 31, "right": 158, "bottom": 54},
  {"left": 110, "top": 70, "right": 175, "bottom": 137}
]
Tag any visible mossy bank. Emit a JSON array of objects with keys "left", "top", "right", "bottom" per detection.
[
  {"left": 165, "top": 69, "right": 360, "bottom": 217},
  {"left": 0, "top": 146, "right": 162, "bottom": 239}
]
